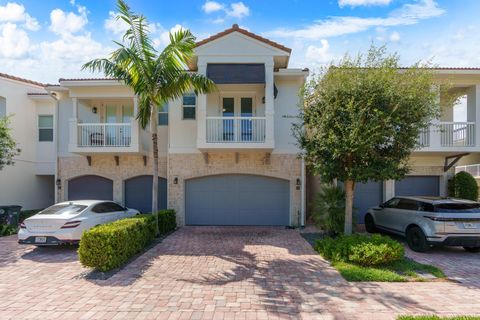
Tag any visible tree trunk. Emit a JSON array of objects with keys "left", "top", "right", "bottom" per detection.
[
  {"left": 344, "top": 179, "right": 355, "bottom": 235},
  {"left": 150, "top": 104, "right": 159, "bottom": 236}
]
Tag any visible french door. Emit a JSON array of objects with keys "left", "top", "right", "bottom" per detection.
[{"left": 222, "top": 96, "right": 254, "bottom": 142}]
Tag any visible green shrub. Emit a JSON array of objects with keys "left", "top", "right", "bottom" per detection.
[
  {"left": 453, "top": 171, "right": 478, "bottom": 201},
  {"left": 311, "top": 184, "right": 345, "bottom": 235},
  {"left": 315, "top": 234, "right": 404, "bottom": 266},
  {"left": 447, "top": 177, "right": 455, "bottom": 197},
  {"left": 156, "top": 209, "right": 177, "bottom": 234},
  {"left": 0, "top": 224, "right": 17, "bottom": 236},
  {"left": 79, "top": 214, "right": 156, "bottom": 271}
]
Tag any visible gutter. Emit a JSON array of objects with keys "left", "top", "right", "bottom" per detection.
[{"left": 45, "top": 88, "right": 60, "bottom": 203}]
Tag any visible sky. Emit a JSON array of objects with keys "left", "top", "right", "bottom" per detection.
[{"left": 0, "top": 0, "right": 480, "bottom": 85}]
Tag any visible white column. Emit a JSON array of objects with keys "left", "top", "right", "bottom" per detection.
[
  {"left": 68, "top": 98, "right": 78, "bottom": 150},
  {"left": 475, "top": 85, "right": 480, "bottom": 147},
  {"left": 197, "top": 61, "right": 207, "bottom": 147},
  {"left": 383, "top": 180, "right": 395, "bottom": 201},
  {"left": 264, "top": 59, "right": 275, "bottom": 147},
  {"left": 131, "top": 96, "right": 140, "bottom": 151},
  {"left": 429, "top": 86, "right": 442, "bottom": 149}
]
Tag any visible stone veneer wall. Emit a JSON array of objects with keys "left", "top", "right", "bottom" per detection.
[
  {"left": 58, "top": 155, "right": 167, "bottom": 203},
  {"left": 168, "top": 153, "right": 302, "bottom": 226}
]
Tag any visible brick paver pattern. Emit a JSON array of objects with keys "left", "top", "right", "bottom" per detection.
[{"left": 0, "top": 227, "right": 479, "bottom": 320}]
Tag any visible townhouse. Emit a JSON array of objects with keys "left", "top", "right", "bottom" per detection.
[{"left": 2, "top": 25, "right": 480, "bottom": 226}]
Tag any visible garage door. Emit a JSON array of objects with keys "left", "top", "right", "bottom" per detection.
[
  {"left": 354, "top": 181, "right": 383, "bottom": 223},
  {"left": 185, "top": 175, "right": 290, "bottom": 226},
  {"left": 124, "top": 175, "right": 167, "bottom": 213},
  {"left": 395, "top": 176, "right": 440, "bottom": 197},
  {"left": 68, "top": 175, "right": 113, "bottom": 201}
]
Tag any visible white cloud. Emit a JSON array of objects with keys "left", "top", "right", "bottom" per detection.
[
  {"left": 49, "top": 6, "right": 88, "bottom": 36},
  {"left": 389, "top": 31, "right": 400, "bottom": 42},
  {"left": 339, "top": 0, "right": 392, "bottom": 8},
  {"left": 40, "top": 33, "right": 107, "bottom": 61},
  {"left": 202, "top": 1, "right": 250, "bottom": 20},
  {"left": 305, "top": 39, "right": 334, "bottom": 65},
  {"left": 0, "top": 22, "right": 30, "bottom": 58},
  {"left": 227, "top": 2, "right": 250, "bottom": 18},
  {"left": 0, "top": 2, "right": 39, "bottom": 31},
  {"left": 153, "top": 24, "right": 186, "bottom": 49},
  {"left": 202, "top": 1, "right": 224, "bottom": 14},
  {"left": 104, "top": 11, "right": 129, "bottom": 35},
  {"left": 266, "top": 0, "right": 444, "bottom": 40}
]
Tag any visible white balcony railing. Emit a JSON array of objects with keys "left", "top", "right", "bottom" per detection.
[
  {"left": 77, "top": 123, "right": 132, "bottom": 147},
  {"left": 206, "top": 117, "right": 266, "bottom": 143},
  {"left": 455, "top": 164, "right": 480, "bottom": 178},
  {"left": 439, "top": 122, "right": 475, "bottom": 147},
  {"left": 417, "top": 128, "right": 430, "bottom": 147}
]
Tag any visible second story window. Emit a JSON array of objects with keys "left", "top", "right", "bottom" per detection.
[
  {"left": 158, "top": 102, "right": 168, "bottom": 126},
  {"left": 182, "top": 94, "right": 196, "bottom": 120},
  {"left": 38, "top": 115, "right": 54, "bottom": 142}
]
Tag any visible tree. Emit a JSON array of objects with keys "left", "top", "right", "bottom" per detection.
[
  {"left": 83, "top": 0, "right": 215, "bottom": 235},
  {"left": 0, "top": 116, "right": 20, "bottom": 171},
  {"left": 295, "top": 46, "right": 442, "bottom": 234}
]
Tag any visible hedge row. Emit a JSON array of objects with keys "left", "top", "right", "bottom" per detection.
[
  {"left": 315, "top": 233, "right": 404, "bottom": 266},
  {"left": 78, "top": 210, "right": 176, "bottom": 272}
]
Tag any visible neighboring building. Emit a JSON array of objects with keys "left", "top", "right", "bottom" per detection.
[
  {"left": 0, "top": 73, "right": 56, "bottom": 210},
  {"left": 310, "top": 68, "right": 480, "bottom": 224}
]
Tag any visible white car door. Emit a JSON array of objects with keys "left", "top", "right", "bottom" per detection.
[{"left": 91, "top": 202, "right": 118, "bottom": 224}]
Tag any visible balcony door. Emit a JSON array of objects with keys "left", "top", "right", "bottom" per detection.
[
  {"left": 105, "top": 104, "right": 133, "bottom": 146},
  {"left": 221, "top": 96, "right": 254, "bottom": 142}
]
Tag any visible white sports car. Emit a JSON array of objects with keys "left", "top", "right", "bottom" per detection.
[{"left": 18, "top": 200, "right": 140, "bottom": 246}]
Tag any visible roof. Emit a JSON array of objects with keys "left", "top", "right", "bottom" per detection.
[
  {"left": 0, "top": 72, "right": 45, "bottom": 87},
  {"left": 195, "top": 24, "right": 292, "bottom": 54}
]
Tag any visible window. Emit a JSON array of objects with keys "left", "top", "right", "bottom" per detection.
[
  {"left": 383, "top": 198, "right": 400, "bottom": 208},
  {"left": 158, "top": 102, "right": 168, "bottom": 125},
  {"left": 182, "top": 94, "right": 196, "bottom": 120},
  {"left": 92, "top": 202, "right": 125, "bottom": 213},
  {"left": 396, "top": 199, "right": 419, "bottom": 211},
  {"left": 0, "top": 97, "right": 6, "bottom": 118},
  {"left": 38, "top": 115, "right": 53, "bottom": 142}
]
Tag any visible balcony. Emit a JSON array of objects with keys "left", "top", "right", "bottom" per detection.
[
  {"left": 69, "top": 120, "right": 141, "bottom": 154},
  {"left": 206, "top": 117, "right": 266, "bottom": 143},
  {"left": 417, "top": 122, "right": 476, "bottom": 151}
]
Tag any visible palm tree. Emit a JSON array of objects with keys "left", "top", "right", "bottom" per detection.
[{"left": 83, "top": 0, "right": 215, "bottom": 235}]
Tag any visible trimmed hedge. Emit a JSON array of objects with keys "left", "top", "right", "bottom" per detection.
[
  {"left": 453, "top": 171, "right": 478, "bottom": 201},
  {"left": 79, "top": 210, "right": 177, "bottom": 272},
  {"left": 315, "top": 234, "right": 404, "bottom": 266}
]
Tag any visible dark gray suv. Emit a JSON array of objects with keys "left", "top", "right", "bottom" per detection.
[{"left": 365, "top": 196, "right": 480, "bottom": 252}]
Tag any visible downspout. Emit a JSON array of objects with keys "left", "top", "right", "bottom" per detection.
[
  {"left": 45, "top": 88, "right": 59, "bottom": 203},
  {"left": 300, "top": 157, "right": 306, "bottom": 228}
]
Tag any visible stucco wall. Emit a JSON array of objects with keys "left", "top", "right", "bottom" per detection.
[{"left": 167, "top": 152, "right": 302, "bottom": 226}]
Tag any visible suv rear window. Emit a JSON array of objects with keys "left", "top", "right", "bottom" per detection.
[
  {"left": 38, "top": 204, "right": 87, "bottom": 215},
  {"left": 434, "top": 203, "right": 480, "bottom": 213}
]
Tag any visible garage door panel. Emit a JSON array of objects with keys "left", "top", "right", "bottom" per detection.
[
  {"left": 185, "top": 175, "right": 289, "bottom": 226},
  {"left": 68, "top": 175, "right": 113, "bottom": 201},
  {"left": 353, "top": 181, "right": 383, "bottom": 223},
  {"left": 395, "top": 176, "right": 439, "bottom": 197},
  {"left": 124, "top": 175, "right": 167, "bottom": 213}
]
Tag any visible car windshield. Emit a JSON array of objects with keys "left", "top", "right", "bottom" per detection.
[
  {"left": 434, "top": 203, "right": 480, "bottom": 213},
  {"left": 37, "top": 204, "right": 87, "bottom": 215}
]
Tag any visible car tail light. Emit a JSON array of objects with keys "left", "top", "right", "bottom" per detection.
[
  {"left": 423, "top": 216, "right": 456, "bottom": 222},
  {"left": 61, "top": 220, "right": 81, "bottom": 229},
  {"left": 20, "top": 222, "right": 26, "bottom": 229}
]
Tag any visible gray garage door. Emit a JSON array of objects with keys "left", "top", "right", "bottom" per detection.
[
  {"left": 395, "top": 176, "right": 440, "bottom": 197},
  {"left": 68, "top": 175, "right": 113, "bottom": 201},
  {"left": 354, "top": 181, "right": 383, "bottom": 223},
  {"left": 185, "top": 175, "right": 290, "bottom": 226},
  {"left": 125, "top": 175, "right": 167, "bottom": 213}
]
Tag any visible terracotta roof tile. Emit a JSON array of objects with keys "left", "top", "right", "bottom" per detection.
[
  {"left": 59, "top": 78, "right": 117, "bottom": 81},
  {"left": 195, "top": 24, "right": 291, "bottom": 54},
  {"left": 0, "top": 72, "right": 45, "bottom": 87}
]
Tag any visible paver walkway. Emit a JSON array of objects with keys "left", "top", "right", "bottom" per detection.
[{"left": 0, "top": 227, "right": 479, "bottom": 319}]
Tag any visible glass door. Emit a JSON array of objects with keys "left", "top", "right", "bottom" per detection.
[
  {"left": 222, "top": 97, "right": 235, "bottom": 141},
  {"left": 240, "top": 98, "right": 253, "bottom": 141}
]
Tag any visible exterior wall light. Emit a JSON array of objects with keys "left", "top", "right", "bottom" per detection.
[
  {"left": 56, "top": 179, "right": 62, "bottom": 190},
  {"left": 173, "top": 177, "right": 178, "bottom": 184},
  {"left": 296, "top": 178, "right": 301, "bottom": 190},
  {"left": 92, "top": 107, "right": 97, "bottom": 114}
]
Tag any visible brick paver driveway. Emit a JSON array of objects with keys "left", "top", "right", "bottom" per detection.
[{"left": 1, "top": 227, "right": 480, "bottom": 320}]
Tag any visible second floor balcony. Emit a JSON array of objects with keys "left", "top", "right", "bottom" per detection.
[{"left": 417, "top": 121, "right": 476, "bottom": 151}]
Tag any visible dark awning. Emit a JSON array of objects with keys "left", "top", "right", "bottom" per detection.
[{"left": 207, "top": 63, "right": 265, "bottom": 84}]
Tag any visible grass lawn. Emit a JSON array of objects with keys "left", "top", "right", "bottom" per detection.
[
  {"left": 398, "top": 316, "right": 480, "bottom": 320},
  {"left": 331, "top": 258, "right": 446, "bottom": 282}
]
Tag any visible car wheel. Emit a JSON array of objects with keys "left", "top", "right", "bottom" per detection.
[
  {"left": 406, "top": 226, "right": 429, "bottom": 252},
  {"left": 364, "top": 214, "right": 377, "bottom": 233},
  {"left": 463, "top": 246, "right": 480, "bottom": 253}
]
